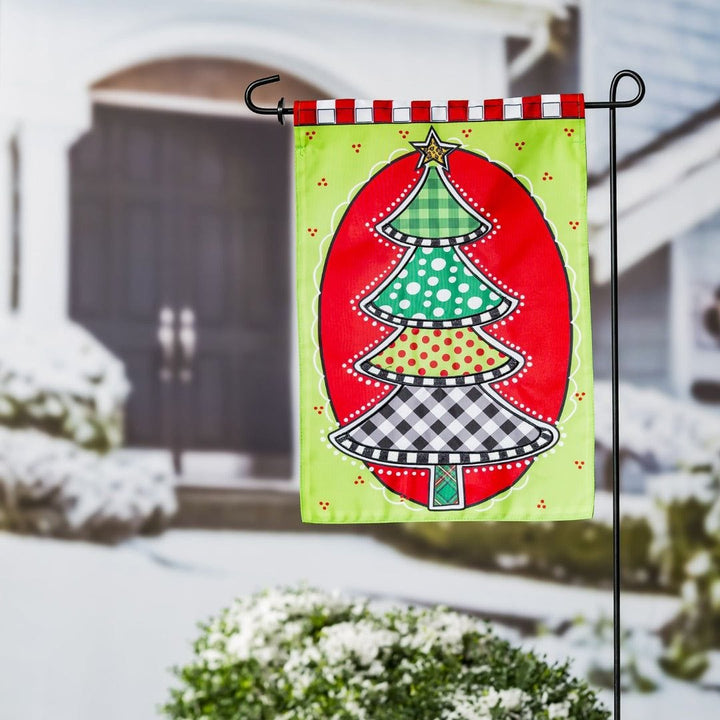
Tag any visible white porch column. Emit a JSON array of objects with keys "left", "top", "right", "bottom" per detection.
[
  {"left": 0, "top": 120, "right": 16, "bottom": 317},
  {"left": 17, "top": 122, "right": 83, "bottom": 322}
]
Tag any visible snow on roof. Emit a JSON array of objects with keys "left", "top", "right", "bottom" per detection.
[{"left": 594, "top": 379, "right": 720, "bottom": 470}]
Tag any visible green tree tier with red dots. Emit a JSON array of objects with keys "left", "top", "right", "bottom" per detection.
[{"left": 329, "top": 128, "right": 559, "bottom": 511}]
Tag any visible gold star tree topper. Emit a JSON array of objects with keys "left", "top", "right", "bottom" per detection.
[{"left": 410, "top": 127, "right": 459, "bottom": 171}]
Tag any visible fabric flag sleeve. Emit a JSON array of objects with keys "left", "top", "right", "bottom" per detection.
[{"left": 294, "top": 93, "right": 593, "bottom": 523}]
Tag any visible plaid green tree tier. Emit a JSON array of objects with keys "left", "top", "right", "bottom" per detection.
[{"left": 329, "top": 129, "right": 559, "bottom": 511}]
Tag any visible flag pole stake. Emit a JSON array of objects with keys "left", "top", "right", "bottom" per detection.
[
  {"left": 587, "top": 69, "right": 645, "bottom": 720},
  {"left": 245, "top": 69, "right": 646, "bottom": 720}
]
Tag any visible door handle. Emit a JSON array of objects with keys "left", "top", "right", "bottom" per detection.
[
  {"left": 178, "top": 307, "right": 197, "bottom": 383},
  {"left": 157, "top": 306, "right": 175, "bottom": 382}
]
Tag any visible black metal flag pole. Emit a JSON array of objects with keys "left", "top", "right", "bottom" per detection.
[
  {"left": 586, "top": 69, "right": 646, "bottom": 720},
  {"left": 245, "top": 69, "right": 645, "bottom": 720}
]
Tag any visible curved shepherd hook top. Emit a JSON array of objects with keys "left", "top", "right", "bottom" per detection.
[
  {"left": 244, "top": 74, "right": 293, "bottom": 124},
  {"left": 246, "top": 70, "right": 646, "bottom": 121},
  {"left": 586, "top": 69, "right": 645, "bottom": 108}
]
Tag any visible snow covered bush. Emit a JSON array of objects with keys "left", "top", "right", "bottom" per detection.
[
  {"left": 0, "top": 317, "right": 129, "bottom": 451},
  {"left": 652, "top": 474, "right": 720, "bottom": 679},
  {"left": 163, "top": 587, "right": 609, "bottom": 720},
  {"left": 0, "top": 426, "right": 175, "bottom": 542},
  {"left": 595, "top": 380, "right": 720, "bottom": 472}
]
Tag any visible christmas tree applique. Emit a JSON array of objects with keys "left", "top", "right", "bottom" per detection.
[{"left": 328, "top": 127, "right": 559, "bottom": 510}]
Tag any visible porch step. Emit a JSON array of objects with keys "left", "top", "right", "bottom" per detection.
[{"left": 173, "top": 483, "right": 304, "bottom": 531}]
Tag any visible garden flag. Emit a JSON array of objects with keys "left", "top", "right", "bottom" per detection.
[{"left": 295, "top": 94, "right": 594, "bottom": 523}]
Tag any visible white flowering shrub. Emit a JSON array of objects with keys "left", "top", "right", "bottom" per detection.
[
  {"left": 0, "top": 427, "right": 175, "bottom": 542},
  {"left": 163, "top": 587, "right": 608, "bottom": 720},
  {"left": 0, "top": 318, "right": 129, "bottom": 451}
]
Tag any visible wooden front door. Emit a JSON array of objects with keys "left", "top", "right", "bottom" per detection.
[{"left": 70, "top": 105, "right": 291, "bottom": 465}]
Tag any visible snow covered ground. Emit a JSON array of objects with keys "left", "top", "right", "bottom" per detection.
[{"left": 0, "top": 529, "right": 717, "bottom": 720}]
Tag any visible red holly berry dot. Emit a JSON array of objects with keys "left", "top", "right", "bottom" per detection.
[
  {"left": 487, "top": 358, "right": 495, "bottom": 366},
  {"left": 476, "top": 348, "right": 485, "bottom": 356},
  {"left": 466, "top": 339, "right": 475, "bottom": 347},
  {"left": 431, "top": 344, "right": 440, "bottom": 352},
  {"left": 474, "top": 364, "right": 483, "bottom": 372},
  {"left": 400, "top": 333, "right": 408, "bottom": 341},
  {"left": 454, "top": 347, "right": 462, "bottom": 355},
  {"left": 442, "top": 353, "right": 450, "bottom": 362},
  {"left": 440, "top": 370, "right": 448, "bottom": 377},
  {"left": 444, "top": 338, "right": 452, "bottom": 345},
  {"left": 408, "top": 358, "right": 416, "bottom": 366},
  {"left": 411, "top": 328, "right": 420, "bottom": 335},
  {"left": 464, "top": 356, "right": 472, "bottom": 363},
  {"left": 398, "top": 350, "right": 406, "bottom": 358},
  {"left": 420, "top": 351, "right": 428, "bottom": 360},
  {"left": 455, "top": 331, "right": 464, "bottom": 339},
  {"left": 452, "top": 362, "right": 460, "bottom": 370},
  {"left": 418, "top": 368, "right": 426, "bottom": 376},
  {"left": 396, "top": 366, "right": 404, "bottom": 373},
  {"left": 429, "top": 360, "right": 438, "bottom": 368},
  {"left": 385, "top": 357, "right": 394, "bottom": 364},
  {"left": 409, "top": 342, "right": 418, "bottom": 350},
  {"left": 422, "top": 336, "right": 430, "bottom": 344}
]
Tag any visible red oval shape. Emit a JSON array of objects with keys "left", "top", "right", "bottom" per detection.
[{"left": 319, "top": 149, "right": 570, "bottom": 509}]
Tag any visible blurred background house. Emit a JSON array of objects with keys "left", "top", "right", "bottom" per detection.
[
  {"left": 0, "top": 0, "right": 574, "bottom": 494},
  {"left": 1, "top": 0, "right": 719, "bottom": 505}
]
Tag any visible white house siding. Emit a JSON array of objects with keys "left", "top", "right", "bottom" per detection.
[
  {"left": 580, "top": 0, "right": 720, "bottom": 401},
  {"left": 583, "top": 0, "right": 720, "bottom": 170}
]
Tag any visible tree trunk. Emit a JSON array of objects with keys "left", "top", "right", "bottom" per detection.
[{"left": 431, "top": 464, "right": 462, "bottom": 509}]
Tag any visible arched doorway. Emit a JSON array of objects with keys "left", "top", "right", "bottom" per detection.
[{"left": 69, "top": 58, "right": 324, "bottom": 476}]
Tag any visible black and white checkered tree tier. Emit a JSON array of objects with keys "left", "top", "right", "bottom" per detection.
[{"left": 332, "top": 385, "right": 557, "bottom": 466}]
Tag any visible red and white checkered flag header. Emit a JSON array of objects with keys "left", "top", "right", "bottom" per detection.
[{"left": 294, "top": 94, "right": 584, "bottom": 126}]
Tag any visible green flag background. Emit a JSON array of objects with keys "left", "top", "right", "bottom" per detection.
[{"left": 295, "top": 99, "right": 594, "bottom": 523}]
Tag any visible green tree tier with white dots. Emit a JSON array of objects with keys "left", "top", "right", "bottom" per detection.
[{"left": 329, "top": 130, "right": 558, "bottom": 510}]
